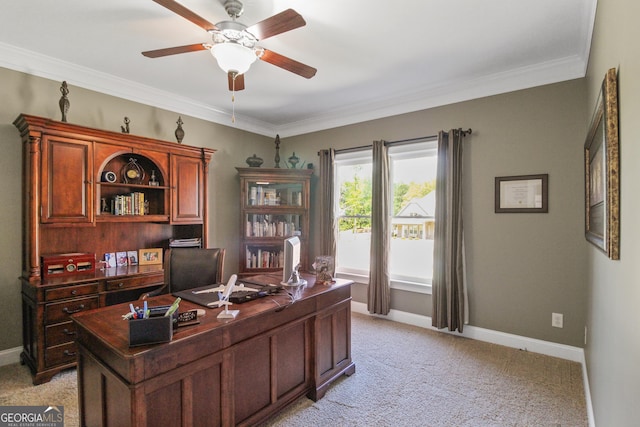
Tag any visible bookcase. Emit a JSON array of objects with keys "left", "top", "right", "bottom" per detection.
[
  {"left": 237, "top": 167, "right": 312, "bottom": 277},
  {"left": 14, "top": 114, "right": 214, "bottom": 384}
]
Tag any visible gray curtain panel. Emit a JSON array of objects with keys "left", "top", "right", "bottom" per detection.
[
  {"left": 318, "top": 149, "right": 336, "bottom": 257},
  {"left": 368, "top": 140, "right": 391, "bottom": 315},
  {"left": 432, "top": 129, "right": 467, "bottom": 332}
]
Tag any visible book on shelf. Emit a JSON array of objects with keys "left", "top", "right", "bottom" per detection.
[
  {"left": 111, "top": 192, "right": 146, "bottom": 216},
  {"left": 245, "top": 247, "right": 284, "bottom": 269}
]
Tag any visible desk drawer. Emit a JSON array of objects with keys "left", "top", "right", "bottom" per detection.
[
  {"left": 45, "top": 282, "right": 99, "bottom": 302},
  {"left": 45, "top": 296, "right": 99, "bottom": 324},
  {"left": 45, "top": 341, "right": 77, "bottom": 368},
  {"left": 106, "top": 273, "right": 163, "bottom": 291},
  {"left": 46, "top": 321, "right": 77, "bottom": 347}
]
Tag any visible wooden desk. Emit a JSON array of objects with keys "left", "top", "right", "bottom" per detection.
[{"left": 72, "top": 274, "right": 355, "bottom": 427}]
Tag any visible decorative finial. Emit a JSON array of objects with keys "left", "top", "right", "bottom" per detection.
[
  {"left": 59, "top": 81, "right": 70, "bottom": 122},
  {"left": 175, "top": 116, "right": 185, "bottom": 143},
  {"left": 120, "top": 117, "right": 130, "bottom": 134},
  {"left": 274, "top": 134, "right": 281, "bottom": 168}
]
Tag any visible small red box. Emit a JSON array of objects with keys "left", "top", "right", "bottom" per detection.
[{"left": 42, "top": 253, "right": 96, "bottom": 279}]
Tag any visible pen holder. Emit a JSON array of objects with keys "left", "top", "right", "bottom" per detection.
[{"left": 128, "top": 306, "right": 178, "bottom": 347}]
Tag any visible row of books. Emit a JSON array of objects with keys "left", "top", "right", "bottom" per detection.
[
  {"left": 246, "top": 218, "right": 299, "bottom": 237},
  {"left": 248, "top": 186, "right": 303, "bottom": 206},
  {"left": 111, "top": 192, "right": 147, "bottom": 216},
  {"left": 246, "top": 247, "right": 284, "bottom": 269}
]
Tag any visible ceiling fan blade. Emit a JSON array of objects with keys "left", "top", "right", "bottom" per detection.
[
  {"left": 258, "top": 49, "right": 317, "bottom": 79},
  {"left": 142, "top": 43, "right": 208, "bottom": 58},
  {"left": 228, "top": 72, "right": 245, "bottom": 91},
  {"left": 246, "top": 9, "right": 306, "bottom": 41},
  {"left": 153, "top": 0, "right": 218, "bottom": 32}
]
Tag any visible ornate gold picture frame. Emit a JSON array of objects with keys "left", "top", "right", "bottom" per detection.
[{"left": 584, "top": 68, "right": 619, "bottom": 259}]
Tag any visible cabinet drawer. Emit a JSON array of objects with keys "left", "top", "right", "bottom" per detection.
[
  {"left": 106, "top": 273, "right": 163, "bottom": 291},
  {"left": 45, "top": 282, "right": 99, "bottom": 302},
  {"left": 45, "top": 341, "right": 78, "bottom": 368},
  {"left": 46, "top": 321, "right": 77, "bottom": 347},
  {"left": 45, "top": 296, "right": 99, "bottom": 324}
]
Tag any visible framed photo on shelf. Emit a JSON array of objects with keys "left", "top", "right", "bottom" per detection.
[
  {"left": 495, "top": 174, "right": 548, "bottom": 213},
  {"left": 584, "top": 68, "right": 619, "bottom": 260},
  {"left": 127, "top": 250, "right": 139, "bottom": 265},
  {"left": 116, "top": 251, "right": 128, "bottom": 267},
  {"left": 105, "top": 252, "right": 117, "bottom": 268},
  {"left": 138, "top": 248, "right": 163, "bottom": 265}
]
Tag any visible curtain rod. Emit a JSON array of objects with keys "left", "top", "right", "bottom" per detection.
[{"left": 323, "top": 128, "right": 472, "bottom": 155}]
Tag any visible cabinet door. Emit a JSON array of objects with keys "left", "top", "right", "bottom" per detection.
[
  {"left": 171, "top": 155, "right": 204, "bottom": 223},
  {"left": 41, "top": 135, "right": 93, "bottom": 224}
]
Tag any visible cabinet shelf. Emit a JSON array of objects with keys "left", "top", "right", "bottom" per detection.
[
  {"left": 97, "top": 182, "right": 170, "bottom": 191},
  {"left": 96, "top": 214, "right": 170, "bottom": 223}
]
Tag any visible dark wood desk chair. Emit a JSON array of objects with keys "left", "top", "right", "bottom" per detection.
[{"left": 141, "top": 248, "right": 225, "bottom": 298}]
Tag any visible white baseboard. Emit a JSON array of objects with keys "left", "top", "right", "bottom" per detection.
[
  {"left": 0, "top": 346, "right": 22, "bottom": 367},
  {"left": 351, "top": 301, "right": 583, "bottom": 361},
  {"left": 351, "top": 301, "right": 595, "bottom": 427}
]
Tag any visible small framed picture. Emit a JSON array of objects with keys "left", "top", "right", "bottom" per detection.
[
  {"left": 127, "top": 250, "right": 138, "bottom": 265},
  {"left": 116, "top": 251, "right": 128, "bottom": 267},
  {"left": 495, "top": 174, "right": 548, "bottom": 213},
  {"left": 105, "top": 252, "right": 117, "bottom": 268},
  {"left": 139, "top": 248, "right": 163, "bottom": 265}
]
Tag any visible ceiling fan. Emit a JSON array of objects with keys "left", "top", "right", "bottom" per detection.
[{"left": 142, "top": 0, "right": 317, "bottom": 92}]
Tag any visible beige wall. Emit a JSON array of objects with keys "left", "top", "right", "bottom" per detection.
[
  {"left": 287, "top": 79, "right": 588, "bottom": 348},
  {"left": 1, "top": 69, "right": 588, "bottom": 355},
  {"left": 584, "top": 0, "right": 640, "bottom": 425},
  {"left": 0, "top": 67, "right": 588, "bottom": 354}
]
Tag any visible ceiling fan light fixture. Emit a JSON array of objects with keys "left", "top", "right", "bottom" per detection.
[{"left": 211, "top": 42, "right": 256, "bottom": 75}]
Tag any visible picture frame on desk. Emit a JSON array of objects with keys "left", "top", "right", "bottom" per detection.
[{"left": 139, "top": 248, "right": 162, "bottom": 265}]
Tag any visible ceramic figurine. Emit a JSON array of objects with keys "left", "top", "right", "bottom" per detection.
[
  {"left": 121, "top": 117, "right": 130, "bottom": 134},
  {"left": 59, "top": 81, "right": 70, "bottom": 122}
]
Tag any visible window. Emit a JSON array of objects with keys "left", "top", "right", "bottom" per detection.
[
  {"left": 335, "top": 149, "right": 372, "bottom": 278},
  {"left": 388, "top": 140, "right": 438, "bottom": 290},
  {"left": 334, "top": 139, "right": 437, "bottom": 292}
]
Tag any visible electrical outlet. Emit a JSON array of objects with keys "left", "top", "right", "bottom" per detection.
[{"left": 552, "top": 312, "right": 563, "bottom": 328}]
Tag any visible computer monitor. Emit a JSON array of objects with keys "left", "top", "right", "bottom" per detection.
[{"left": 281, "top": 236, "right": 306, "bottom": 286}]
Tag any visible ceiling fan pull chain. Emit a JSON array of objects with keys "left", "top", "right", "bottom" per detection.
[{"left": 231, "top": 73, "right": 236, "bottom": 123}]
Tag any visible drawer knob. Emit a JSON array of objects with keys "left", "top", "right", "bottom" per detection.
[
  {"left": 71, "top": 290, "right": 77, "bottom": 295},
  {"left": 62, "top": 304, "right": 85, "bottom": 314},
  {"left": 63, "top": 350, "right": 77, "bottom": 357},
  {"left": 118, "top": 282, "right": 124, "bottom": 288},
  {"left": 63, "top": 328, "right": 77, "bottom": 336}
]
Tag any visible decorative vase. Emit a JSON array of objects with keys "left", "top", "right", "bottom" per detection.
[
  {"left": 288, "top": 152, "right": 300, "bottom": 169},
  {"left": 246, "top": 154, "right": 264, "bottom": 167},
  {"left": 175, "top": 116, "right": 185, "bottom": 143}
]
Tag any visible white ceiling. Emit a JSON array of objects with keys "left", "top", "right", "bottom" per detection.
[{"left": 0, "top": 0, "right": 596, "bottom": 137}]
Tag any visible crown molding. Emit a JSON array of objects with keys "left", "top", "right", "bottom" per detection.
[{"left": 0, "top": 41, "right": 588, "bottom": 138}]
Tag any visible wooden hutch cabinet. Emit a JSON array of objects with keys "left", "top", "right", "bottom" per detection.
[
  {"left": 236, "top": 167, "right": 312, "bottom": 278},
  {"left": 14, "top": 114, "right": 215, "bottom": 384}
]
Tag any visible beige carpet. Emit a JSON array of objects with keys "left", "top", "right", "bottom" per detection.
[{"left": 0, "top": 312, "right": 587, "bottom": 427}]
